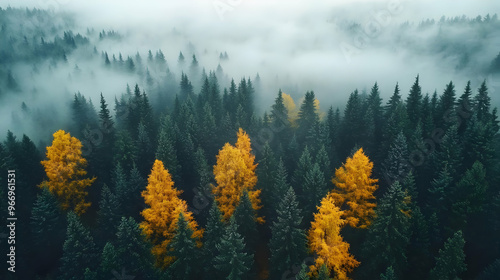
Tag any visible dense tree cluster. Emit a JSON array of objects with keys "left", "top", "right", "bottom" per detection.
[{"left": 0, "top": 7, "right": 500, "bottom": 280}]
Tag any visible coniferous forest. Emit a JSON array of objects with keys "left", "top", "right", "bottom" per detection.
[{"left": 1, "top": 3, "right": 500, "bottom": 280}]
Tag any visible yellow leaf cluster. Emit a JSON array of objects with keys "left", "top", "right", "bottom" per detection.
[
  {"left": 330, "top": 148, "right": 378, "bottom": 228},
  {"left": 282, "top": 92, "right": 299, "bottom": 126},
  {"left": 308, "top": 195, "right": 360, "bottom": 280},
  {"left": 140, "top": 159, "right": 203, "bottom": 268},
  {"left": 213, "top": 128, "right": 264, "bottom": 223},
  {"left": 40, "top": 130, "right": 95, "bottom": 215}
]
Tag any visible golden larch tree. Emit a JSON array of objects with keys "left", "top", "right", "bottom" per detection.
[
  {"left": 308, "top": 195, "right": 360, "bottom": 279},
  {"left": 213, "top": 128, "right": 263, "bottom": 223},
  {"left": 140, "top": 159, "right": 203, "bottom": 268},
  {"left": 40, "top": 130, "right": 95, "bottom": 215},
  {"left": 330, "top": 148, "right": 378, "bottom": 228}
]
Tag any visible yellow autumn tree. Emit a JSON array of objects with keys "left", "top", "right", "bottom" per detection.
[
  {"left": 40, "top": 130, "right": 95, "bottom": 215},
  {"left": 140, "top": 159, "right": 203, "bottom": 268},
  {"left": 213, "top": 128, "right": 264, "bottom": 223},
  {"left": 282, "top": 92, "right": 299, "bottom": 126},
  {"left": 330, "top": 148, "right": 378, "bottom": 228},
  {"left": 308, "top": 195, "right": 360, "bottom": 279}
]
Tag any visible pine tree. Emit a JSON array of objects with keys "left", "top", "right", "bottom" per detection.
[
  {"left": 40, "top": 130, "right": 96, "bottom": 215},
  {"left": 297, "top": 91, "right": 320, "bottom": 145},
  {"left": 362, "top": 181, "right": 411, "bottom": 277},
  {"left": 60, "top": 212, "right": 98, "bottom": 280},
  {"left": 382, "top": 132, "right": 410, "bottom": 189},
  {"left": 97, "top": 184, "right": 122, "bottom": 242},
  {"left": 436, "top": 81, "right": 456, "bottom": 128},
  {"left": 302, "top": 163, "right": 328, "bottom": 223},
  {"left": 99, "top": 242, "right": 119, "bottom": 278},
  {"left": 269, "top": 187, "right": 307, "bottom": 279},
  {"left": 168, "top": 212, "right": 201, "bottom": 279},
  {"left": 203, "top": 202, "right": 225, "bottom": 279},
  {"left": 457, "top": 81, "right": 473, "bottom": 134},
  {"left": 30, "top": 186, "right": 66, "bottom": 273},
  {"left": 115, "top": 217, "right": 156, "bottom": 278},
  {"left": 406, "top": 75, "right": 422, "bottom": 128},
  {"left": 330, "top": 148, "right": 379, "bottom": 228},
  {"left": 475, "top": 80, "right": 491, "bottom": 122},
  {"left": 233, "top": 190, "right": 259, "bottom": 252},
  {"left": 269, "top": 159, "right": 291, "bottom": 219},
  {"left": 215, "top": 217, "right": 254, "bottom": 280},
  {"left": 429, "top": 231, "right": 466, "bottom": 280},
  {"left": 296, "top": 263, "right": 310, "bottom": 280},
  {"left": 308, "top": 195, "right": 359, "bottom": 279},
  {"left": 380, "top": 266, "right": 396, "bottom": 280},
  {"left": 156, "top": 119, "right": 181, "bottom": 183},
  {"left": 257, "top": 143, "right": 277, "bottom": 219},
  {"left": 96, "top": 93, "right": 115, "bottom": 185},
  {"left": 293, "top": 146, "right": 313, "bottom": 197}
]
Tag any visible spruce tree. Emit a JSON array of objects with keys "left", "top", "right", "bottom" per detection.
[
  {"left": 60, "top": 212, "right": 98, "bottom": 280},
  {"left": 302, "top": 163, "right": 328, "bottom": 223},
  {"left": 406, "top": 75, "right": 422, "bottom": 128},
  {"left": 429, "top": 231, "right": 466, "bottom": 280},
  {"left": 269, "top": 187, "right": 307, "bottom": 279},
  {"left": 168, "top": 212, "right": 201, "bottom": 279},
  {"left": 204, "top": 202, "right": 225, "bottom": 279},
  {"left": 215, "top": 217, "right": 254, "bottom": 280},
  {"left": 233, "top": 190, "right": 258, "bottom": 252},
  {"left": 97, "top": 184, "right": 122, "bottom": 242},
  {"left": 362, "top": 181, "right": 411, "bottom": 277}
]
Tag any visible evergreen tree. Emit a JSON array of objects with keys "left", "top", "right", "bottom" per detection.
[
  {"left": 60, "top": 212, "right": 98, "bottom": 280},
  {"left": 406, "top": 206, "right": 432, "bottom": 280},
  {"left": 292, "top": 146, "right": 313, "bottom": 197},
  {"left": 406, "top": 75, "right": 422, "bottom": 128},
  {"left": 457, "top": 81, "right": 473, "bottom": 134},
  {"left": 96, "top": 93, "right": 115, "bottom": 185},
  {"left": 380, "top": 266, "right": 396, "bottom": 280},
  {"left": 215, "top": 217, "right": 254, "bottom": 280},
  {"left": 362, "top": 181, "right": 411, "bottom": 277},
  {"left": 475, "top": 80, "right": 491, "bottom": 122},
  {"left": 436, "top": 81, "right": 456, "bottom": 128},
  {"left": 317, "top": 264, "right": 331, "bottom": 280},
  {"left": 30, "top": 187, "right": 66, "bottom": 274},
  {"left": 297, "top": 91, "right": 319, "bottom": 145},
  {"left": 269, "top": 187, "right": 307, "bottom": 279},
  {"left": 302, "top": 163, "right": 328, "bottom": 223},
  {"left": 168, "top": 212, "right": 201, "bottom": 280},
  {"left": 204, "top": 202, "right": 225, "bottom": 279},
  {"left": 115, "top": 217, "right": 156, "bottom": 279},
  {"left": 99, "top": 242, "right": 119, "bottom": 277},
  {"left": 256, "top": 142, "right": 277, "bottom": 219},
  {"left": 233, "top": 190, "right": 258, "bottom": 252},
  {"left": 156, "top": 119, "right": 181, "bottom": 183},
  {"left": 429, "top": 231, "right": 466, "bottom": 280},
  {"left": 296, "top": 263, "right": 310, "bottom": 280},
  {"left": 97, "top": 184, "right": 122, "bottom": 242},
  {"left": 382, "top": 132, "right": 410, "bottom": 190}
]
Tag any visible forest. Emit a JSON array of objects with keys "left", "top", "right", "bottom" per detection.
[{"left": 1, "top": 5, "right": 500, "bottom": 280}]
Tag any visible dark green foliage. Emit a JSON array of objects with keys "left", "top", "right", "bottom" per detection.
[
  {"left": 382, "top": 132, "right": 410, "bottom": 190},
  {"left": 380, "top": 266, "right": 396, "bottom": 280},
  {"left": 97, "top": 184, "right": 122, "bottom": 242},
  {"left": 297, "top": 91, "right": 319, "bottom": 145},
  {"left": 406, "top": 75, "right": 422, "bottom": 128},
  {"left": 257, "top": 143, "right": 278, "bottom": 220},
  {"left": 233, "top": 190, "right": 258, "bottom": 252},
  {"left": 317, "top": 264, "right": 330, "bottom": 280},
  {"left": 296, "top": 263, "right": 310, "bottom": 280},
  {"left": 60, "top": 212, "right": 98, "bottom": 280},
  {"left": 168, "top": 212, "right": 201, "bottom": 280},
  {"left": 362, "top": 181, "right": 411, "bottom": 277},
  {"left": 114, "top": 217, "right": 156, "bottom": 278},
  {"left": 477, "top": 259, "right": 500, "bottom": 280},
  {"left": 429, "top": 231, "right": 466, "bottom": 280},
  {"left": 215, "top": 217, "right": 254, "bottom": 280},
  {"left": 302, "top": 163, "right": 327, "bottom": 223},
  {"left": 204, "top": 202, "right": 225, "bottom": 278},
  {"left": 269, "top": 187, "right": 307, "bottom": 279}
]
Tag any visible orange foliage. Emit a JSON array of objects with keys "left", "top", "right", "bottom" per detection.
[
  {"left": 213, "top": 128, "right": 264, "bottom": 223},
  {"left": 140, "top": 159, "right": 203, "bottom": 268},
  {"left": 308, "top": 195, "right": 360, "bottom": 279},
  {"left": 330, "top": 148, "right": 378, "bottom": 228},
  {"left": 40, "top": 130, "right": 95, "bottom": 215}
]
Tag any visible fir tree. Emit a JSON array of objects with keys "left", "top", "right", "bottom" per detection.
[
  {"left": 233, "top": 190, "right": 259, "bottom": 252},
  {"left": 214, "top": 217, "right": 254, "bottom": 280},
  {"left": 269, "top": 187, "right": 307, "bottom": 279},
  {"left": 429, "top": 231, "right": 466, "bottom": 280},
  {"left": 60, "top": 212, "right": 98, "bottom": 280},
  {"left": 406, "top": 75, "right": 422, "bottom": 128},
  {"left": 97, "top": 184, "right": 122, "bottom": 242},
  {"left": 168, "top": 212, "right": 201, "bottom": 280}
]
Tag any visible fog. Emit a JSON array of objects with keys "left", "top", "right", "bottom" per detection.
[{"left": 1, "top": 0, "right": 499, "bottom": 143}]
